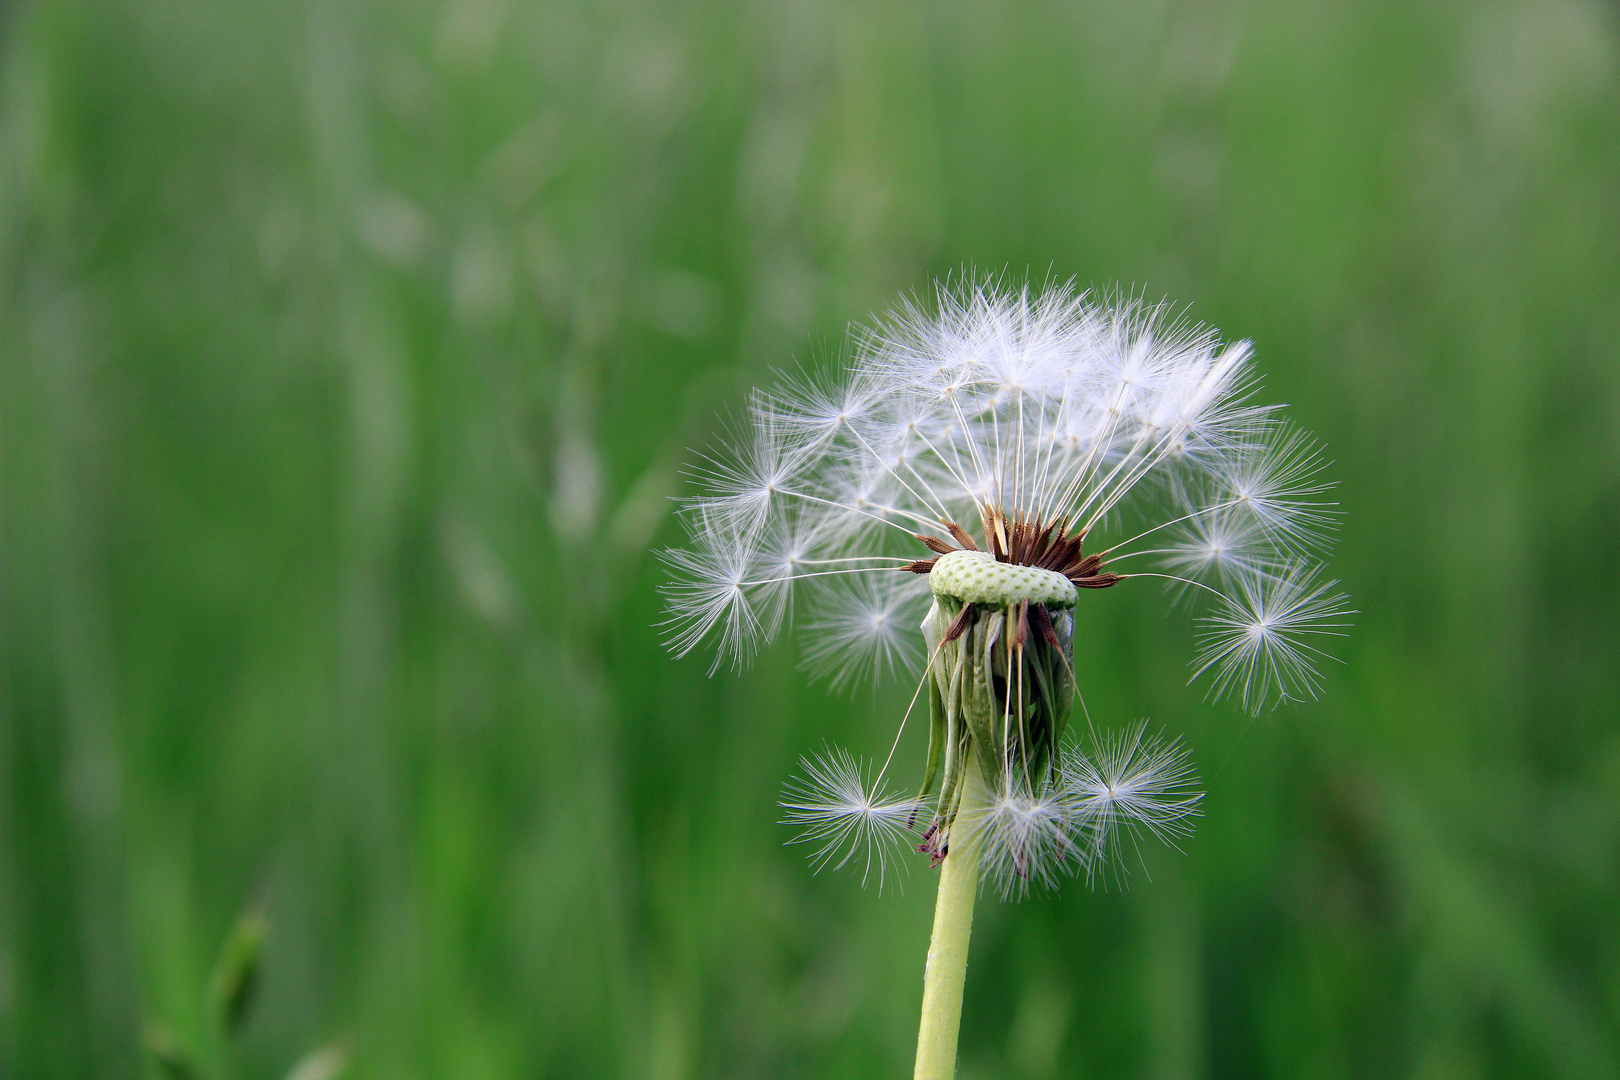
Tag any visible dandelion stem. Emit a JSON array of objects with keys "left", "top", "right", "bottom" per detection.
[{"left": 914, "top": 748, "right": 988, "bottom": 1080}]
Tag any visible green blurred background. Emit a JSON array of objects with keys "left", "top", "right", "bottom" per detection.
[{"left": 3, "top": 2, "right": 1618, "bottom": 1077}]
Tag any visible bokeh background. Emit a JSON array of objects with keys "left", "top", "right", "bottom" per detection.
[{"left": 4, "top": 2, "right": 1619, "bottom": 1078}]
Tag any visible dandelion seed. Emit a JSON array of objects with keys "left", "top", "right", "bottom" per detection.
[
  {"left": 1158, "top": 504, "right": 1276, "bottom": 587},
  {"left": 1211, "top": 423, "right": 1340, "bottom": 553},
  {"left": 658, "top": 510, "right": 765, "bottom": 673},
  {"left": 780, "top": 748, "right": 918, "bottom": 891},
  {"left": 1063, "top": 724, "right": 1204, "bottom": 886},
  {"left": 800, "top": 571, "right": 931, "bottom": 690},
  {"left": 1192, "top": 564, "right": 1356, "bottom": 713},
  {"left": 969, "top": 777, "right": 1076, "bottom": 899}
]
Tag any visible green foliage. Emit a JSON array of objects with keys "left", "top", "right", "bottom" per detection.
[
  {"left": 2, "top": 2, "right": 1617, "bottom": 1078},
  {"left": 142, "top": 909, "right": 344, "bottom": 1080},
  {"left": 142, "top": 1025, "right": 202, "bottom": 1080},
  {"left": 208, "top": 910, "right": 268, "bottom": 1037}
]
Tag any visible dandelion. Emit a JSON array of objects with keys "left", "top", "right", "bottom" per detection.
[{"left": 661, "top": 277, "right": 1350, "bottom": 1078}]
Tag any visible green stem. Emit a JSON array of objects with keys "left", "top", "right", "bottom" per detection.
[{"left": 913, "top": 751, "right": 988, "bottom": 1080}]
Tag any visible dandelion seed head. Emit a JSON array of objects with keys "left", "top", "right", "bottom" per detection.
[{"left": 664, "top": 276, "right": 1346, "bottom": 891}]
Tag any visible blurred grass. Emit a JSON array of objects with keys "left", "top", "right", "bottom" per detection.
[{"left": 2, "top": 2, "right": 1618, "bottom": 1078}]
